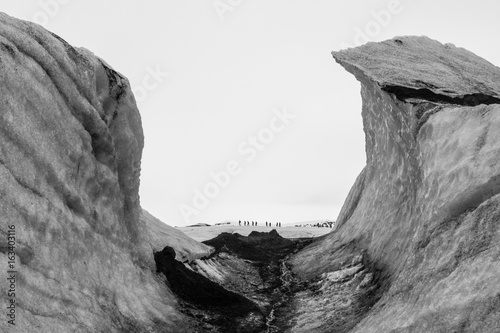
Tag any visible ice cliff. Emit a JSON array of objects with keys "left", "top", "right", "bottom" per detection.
[
  {"left": 291, "top": 36, "right": 500, "bottom": 332},
  {"left": 0, "top": 13, "right": 211, "bottom": 332}
]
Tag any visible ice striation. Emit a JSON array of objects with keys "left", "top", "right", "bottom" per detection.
[{"left": 290, "top": 36, "right": 500, "bottom": 333}]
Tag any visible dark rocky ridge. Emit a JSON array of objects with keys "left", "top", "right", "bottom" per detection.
[
  {"left": 155, "top": 230, "right": 315, "bottom": 332},
  {"left": 204, "top": 229, "right": 299, "bottom": 261}
]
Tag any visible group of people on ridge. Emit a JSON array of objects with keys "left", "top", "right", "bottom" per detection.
[{"left": 238, "top": 220, "right": 281, "bottom": 227}]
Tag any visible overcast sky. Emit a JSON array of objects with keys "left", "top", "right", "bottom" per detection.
[{"left": 3, "top": 0, "right": 500, "bottom": 226}]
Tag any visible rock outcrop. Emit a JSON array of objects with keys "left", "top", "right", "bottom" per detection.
[
  {"left": 291, "top": 36, "right": 500, "bottom": 332},
  {"left": 154, "top": 230, "right": 314, "bottom": 332},
  {"left": 0, "top": 13, "right": 211, "bottom": 332}
]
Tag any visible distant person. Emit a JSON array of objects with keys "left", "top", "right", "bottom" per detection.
[
  {"left": 266, "top": 222, "right": 268, "bottom": 227},
  {"left": 279, "top": 222, "right": 281, "bottom": 227},
  {"left": 276, "top": 222, "right": 278, "bottom": 227},
  {"left": 239, "top": 220, "right": 241, "bottom": 226},
  {"left": 256, "top": 222, "right": 258, "bottom": 226}
]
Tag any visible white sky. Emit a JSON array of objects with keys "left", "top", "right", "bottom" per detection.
[{"left": 2, "top": 0, "right": 500, "bottom": 226}]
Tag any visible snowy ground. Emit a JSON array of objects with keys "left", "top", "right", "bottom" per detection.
[{"left": 178, "top": 225, "right": 333, "bottom": 242}]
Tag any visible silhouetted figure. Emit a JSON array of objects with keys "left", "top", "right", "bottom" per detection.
[
  {"left": 239, "top": 220, "right": 241, "bottom": 226},
  {"left": 276, "top": 222, "right": 278, "bottom": 227},
  {"left": 279, "top": 222, "right": 281, "bottom": 227},
  {"left": 256, "top": 222, "right": 258, "bottom": 226}
]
